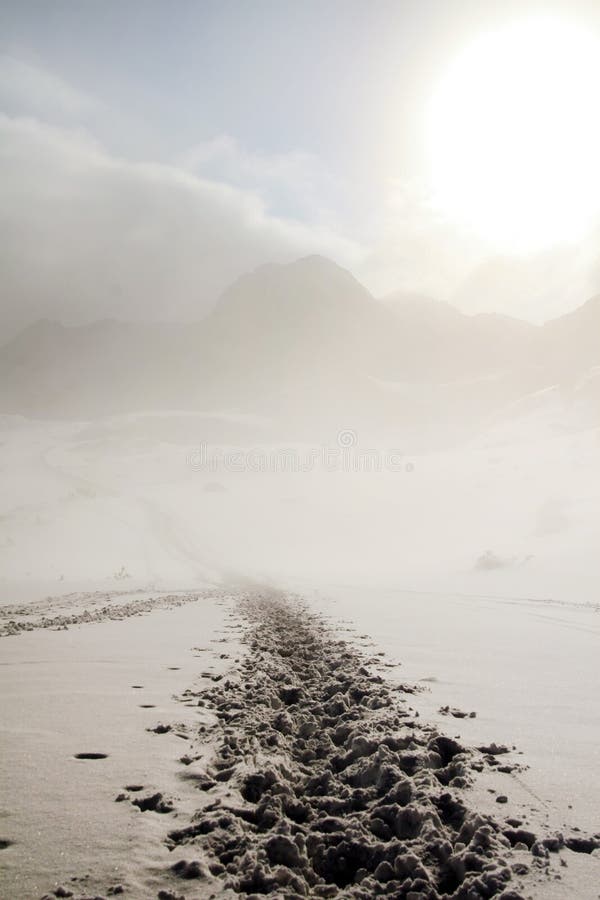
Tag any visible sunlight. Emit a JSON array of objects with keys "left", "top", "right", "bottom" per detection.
[{"left": 426, "top": 16, "right": 600, "bottom": 252}]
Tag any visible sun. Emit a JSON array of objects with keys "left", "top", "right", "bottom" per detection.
[{"left": 426, "top": 16, "right": 600, "bottom": 252}]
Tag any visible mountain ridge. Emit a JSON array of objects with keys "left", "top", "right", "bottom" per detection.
[{"left": 0, "top": 256, "right": 598, "bottom": 425}]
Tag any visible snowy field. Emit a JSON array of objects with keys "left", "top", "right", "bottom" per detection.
[{"left": 1, "top": 407, "right": 599, "bottom": 897}]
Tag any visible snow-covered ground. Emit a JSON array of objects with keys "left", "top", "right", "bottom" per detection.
[
  {"left": 1, "top": 408, "right": 599, "bottom": 603},
  {"left": 1, "top": 408, "right": 599, "bottom": 897},
  {"left": 0, "top": 591, "right": 239, "bottom": 899}
]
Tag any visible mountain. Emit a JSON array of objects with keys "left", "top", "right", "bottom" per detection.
[
  {"left": 0, "top": 256, "right": 598, "bottom": 428},
  {"left": 202, "top": 254, "right": 396, "bottom": 373},
  {"left": 195, "top": 256, "right": 403, "bottom": 412},
  {"left": 382, "top": 290, "right": 536, "bottom": 381},
  {"left": 451, "top": 253, "right": 578, "bottom": 323},
  {"left": 383, "top": 292, "right": 463, "bottom": 323},
  {"left": 0, "top": 256, "right": 401, "bottom": 420},
  {"left": 0, "top": 317, "right": 210, "bottom": 416},
  {"left": 540, "top": 294, "right": 600, "bottom": 378}
]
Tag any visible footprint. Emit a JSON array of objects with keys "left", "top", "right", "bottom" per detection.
[
  {"left": 132, "top": 792, "right": 174, "bottom": 813},
  {"left": 74, "top": 752, "right": 108, "bottom": 760},
  {"left": 124, "top": 784, "right": 144, "bottom": 792},
  {"left": 171, "top": 859, "right": 205, "bottom": 879}
]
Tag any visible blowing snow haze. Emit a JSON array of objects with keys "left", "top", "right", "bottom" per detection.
[
  {"left": 2, "top": 4, "right": 600, "bottom": 900},
  {"left": 1, "top": 254, "right": 599, "bottom": 433}
]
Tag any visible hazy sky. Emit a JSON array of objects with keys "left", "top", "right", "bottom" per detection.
[{"left": 2, "top": 0, "right": 600, "bottom": 336}]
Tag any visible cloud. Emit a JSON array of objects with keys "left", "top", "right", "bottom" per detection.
[
  {"left": 452, "top": 238, "right": 600, "bottom": 323},
  {"left": 356, "top": 178, "right": 600, "bottom": 317},
  {"left": 0, "top": 54, "right": 95, "bottom": 119},
  {"left": 176, "top": 135, "right": 345, "bottom": 226},
  {"left": 353, "top": 179, "right": 486, "bottom": 302},
  {"left": 0, "top": 115, "right": 364, "bottom": 337},
  {"left": 177, "top": 138, "right": 489, "bottom": 305},
  {"left": 2, "top": 54, "right": 598, "bottom": 337}
]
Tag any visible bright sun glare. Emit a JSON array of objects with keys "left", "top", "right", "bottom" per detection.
[{"left": 427, "top": 16, "right": 600, "bottom": 253}]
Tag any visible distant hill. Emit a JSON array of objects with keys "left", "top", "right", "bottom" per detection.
[
  {"left": 0, "top": 318, "right": 205, "bottom": 416},
  {"left": 0, "top": 256, "right": 598, "bottom": 429},
  {"left": 540, "top": 294, "right": 600, "bottom": 378},
  {"left": 201, "top": 255, "right": 399, "bottom": 376},
  {"left": 382, "top": 290, "right": 536, "bottom": 381}
]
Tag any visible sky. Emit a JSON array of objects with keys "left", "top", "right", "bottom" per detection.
[{"left": 2, "top": 0, "right": 600, "bottom": 336}]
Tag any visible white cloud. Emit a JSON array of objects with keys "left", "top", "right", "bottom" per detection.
[
  {"left": 0, "top": 54, "right": 95, "bottom": 119},
  {"left": 176, "top": 138, "right": 491, "bottom": 304},
  {"left": 1, "top": 52, "right": 598, "bottom": 338},
  {"left": 452, "top": 238, "right": 600, "bottom": 323},
  {"left": 355, "top": 178, "right": 600, "bottom": 317},
  {"left": 353, "top": 179, "right": 486, "bottom": 301},
  {"left": 0, "top": 115, "right": 364, "bottom": 337},
  {"left": 176, "top": 135, "right": 343, "bottom": 227}
]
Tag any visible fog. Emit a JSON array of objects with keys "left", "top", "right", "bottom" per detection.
[
  {"left": 1, "top": 254, "right": 599, "bottom": 606},
  {"left": 3, "top": 5, "right": 600, "bottom": 899}
]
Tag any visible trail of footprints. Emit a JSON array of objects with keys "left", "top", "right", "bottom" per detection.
[{"left": 42, "top": 593, "right": 600, "bottom": 899}]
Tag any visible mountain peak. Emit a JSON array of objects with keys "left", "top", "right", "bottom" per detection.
[
  {"left": 292, "top": 253, "right": 344, "bottom": 270},
  {"left": 213, "top": 255, "right": 372, "bottom": 321},
  {"left": 246, "top": 254, "right": 360, "bottom": 284}
]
